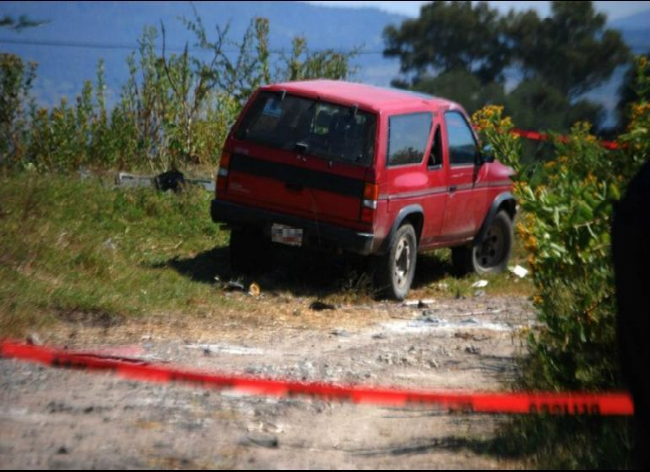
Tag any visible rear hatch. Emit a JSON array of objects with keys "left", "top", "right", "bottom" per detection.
[{"left": 223, "top": 91, "right": 377, "bottom": 227}]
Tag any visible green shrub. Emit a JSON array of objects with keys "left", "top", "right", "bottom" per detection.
[
  {"left": 472, "top": 56, "right": 650, "bottom": 467},
  {"left": 1, "top": 16, "right": 359, "bottom": 173}
]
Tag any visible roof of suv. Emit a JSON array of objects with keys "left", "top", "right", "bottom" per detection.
[{"left": 261, "top": 80, "right": 459, "bottom": 113}]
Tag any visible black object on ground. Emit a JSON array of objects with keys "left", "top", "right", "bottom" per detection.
[
  {"left": 154, "top": 170, "right": 185, "bottom": 193},
  {"left": 309, "top": 301, "right": 336, "bottom": 311}
]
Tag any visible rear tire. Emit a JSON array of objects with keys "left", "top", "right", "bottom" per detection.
[
  {"left": 229, "top": 228, "right": 269, "bottom": 274},
  {"left": 375, "top": 224, "right": 418, "bottom": 300}
]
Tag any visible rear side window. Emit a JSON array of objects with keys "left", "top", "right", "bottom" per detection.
[
  {"left": 387, "top": 112, "right": 432, "bottom": 166},
  {"left": 233, "top": 92, "right": 376, "bottom": 166},
  {"left": 444, "top": 111, "right": 478, "bottom": 166}
]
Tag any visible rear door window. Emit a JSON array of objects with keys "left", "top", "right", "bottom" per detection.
[
  {"left": 387, "top": 112, "right": 432, "bottom": 167},
  {"left": 234, "top": 92, "right": 376, "bottom": 166}
]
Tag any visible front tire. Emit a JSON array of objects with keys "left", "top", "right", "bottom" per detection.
[{"left": 452, "top": 211, "right": 513, "bottom": 276}]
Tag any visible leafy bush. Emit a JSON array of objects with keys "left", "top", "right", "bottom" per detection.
[
  {"left": 472, "top": 56, "right": 649, "bottom": 467},
  {"left": 0, "top": 53, "right": 36, "bottom": 166},
  {"left": 0, "top": 15, "right": 358, "bottom": 173}
]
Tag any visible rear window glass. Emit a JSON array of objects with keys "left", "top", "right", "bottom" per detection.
[
  {"left": 234, "top": 92, "right": 376, "bottom": 166},
  {"left": 387, "top": 112, "right": 432, "bottom": 166}
]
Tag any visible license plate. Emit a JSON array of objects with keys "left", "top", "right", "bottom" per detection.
[{"left": 271, "top": 224, "right": 303, "bottom": 247}]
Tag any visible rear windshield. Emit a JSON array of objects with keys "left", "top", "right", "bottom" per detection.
[{"left": 234, "top": 91, "right": 377, "bottom": 166}]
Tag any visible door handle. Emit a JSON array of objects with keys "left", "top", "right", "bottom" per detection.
[{"left": 449, "top": 185, "right": 457, "bottom": 193}]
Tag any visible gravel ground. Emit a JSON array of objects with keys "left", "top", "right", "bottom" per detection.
[{"left": 0, "top": 295, "right": 534, "bottom": 469}]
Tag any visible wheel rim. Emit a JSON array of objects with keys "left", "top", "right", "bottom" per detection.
[
  {"left": 394, "top": 236, "right": 412, "bottom": 288},
  {"left": 476, "top": 224, "right": 505, "bottom": 268}
]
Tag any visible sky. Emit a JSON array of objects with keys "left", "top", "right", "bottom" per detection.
[{"left": 306, "top": 1, "right": 650, "bottom": 20}]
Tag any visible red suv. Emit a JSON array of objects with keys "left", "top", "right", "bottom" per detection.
[{"left": 211, "top": 80, "right": 516, "bottom": 299}]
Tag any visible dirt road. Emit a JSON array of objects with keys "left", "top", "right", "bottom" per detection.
[{"left": 1, "top": 295, "right": 534, "bottom": 469}]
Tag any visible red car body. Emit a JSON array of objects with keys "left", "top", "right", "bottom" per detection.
[{"left": 211, "top": 80, "right": 516, "bottom": 298}]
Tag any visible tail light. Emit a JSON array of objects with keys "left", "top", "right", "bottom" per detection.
[
  {"left": 360, "top": 182, "right": 379, "bottom": 224},
  {"left": 216, "top": 151, "right": 231, "bottom": 198}
]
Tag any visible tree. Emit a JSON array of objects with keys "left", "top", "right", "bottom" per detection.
[
  {"left": 407, "top": 69, "right": 506, "bottom": 115},
  {"left": 0, "top": 54, "right": 36, "bottom": 164},
  {"left": 280, "top": 36, "right": 358, "bottom": 83},
  {"left": 616, "top": 53, "right": 650, "bottom": 131},
  {"left": 505, "top": 79, "right": 605, "bottom": 131},
  {"left": 384, "top": 1, "right": 630, "bottom": 134},
  {"left": 505, "top": 1, "right": 630, "bottom": 99},
  {"left": 183, "top": 12, "right": 358, "bottom": 105},
  {"left": 383, "top": 1, "right": 509, "bottom": 85}
]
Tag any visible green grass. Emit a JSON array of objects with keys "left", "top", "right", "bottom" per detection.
[
  {"left": 0, "top": 171, "right": 535, "bottom": 337},
  {"left": 0, "top": 171, "right": 237, "bottom": 336}
]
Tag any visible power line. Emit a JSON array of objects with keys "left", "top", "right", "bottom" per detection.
[{"left": 0, "top": 37, "right": 386, "bottom": 55}]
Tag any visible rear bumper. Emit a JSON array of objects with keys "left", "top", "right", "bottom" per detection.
[{"left": 211, "top": 199, "right": 377, "bottom": 255}]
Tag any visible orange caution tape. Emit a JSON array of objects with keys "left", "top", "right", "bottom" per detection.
[
  {"left": 0, "top": 340, "right": 633, "bottom": 416},
  {"left": 473, "top": 125, "right": 620, "bottom": 150},
  {"left": 510, "top": 128, "right": 619, "bottom": 150}
]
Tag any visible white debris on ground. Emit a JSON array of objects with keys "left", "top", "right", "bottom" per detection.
[{"left": 509, "top": 265, "right": 529, "bottom": 278}]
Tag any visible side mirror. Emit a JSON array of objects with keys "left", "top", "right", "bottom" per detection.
[{"left": 478, "top": 144, "right": 495, "bottom": 164}]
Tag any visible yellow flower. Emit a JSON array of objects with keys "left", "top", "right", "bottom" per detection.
[
  {"left": 629, "top": 103, "right": 650, "bottom": 128},
  {"left": 525, "top": 213, "right": 535, "bottom": 226},
  {"left": 527, "top": 254, "right": 536, "bottom": 268},
  {"left": 514, "top": 181, "right": 529, "bottom": 197},
  {"left": 516, "top": 222, "right": 529, "bottom": 239},
  {"left": 585, "top": 173, "right": 598, "bottom": 186},
  {"left": 524, "top": 236, "right": 538, "bottom": 252}
]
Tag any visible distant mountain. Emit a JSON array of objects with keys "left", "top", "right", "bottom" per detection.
[
  {"left": 0, "top": 1, "right": 649, "bottom": 123},
  {"left": 611, "top": 9, "right": 650, "bottom": 54},
  {"left": 619, "top": 30, "right": 650, "bottom": 54},
  {"left": 611, "top": 8, "right": 650, "bottom": 31},
  {"left": 0, "top": 1, "right": 404, "bottom": 107},
  {"left": 0, "top": 1, "right": 405, "bottom": 50}
]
